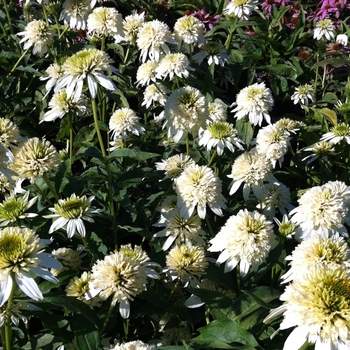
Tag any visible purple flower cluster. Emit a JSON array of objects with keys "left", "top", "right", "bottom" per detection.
[{"left": 309, "top": 0, "right": 350, "bottom": 21}]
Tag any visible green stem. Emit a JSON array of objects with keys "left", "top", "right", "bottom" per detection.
[
  {"left": 167, "top": 280, "right": 180, "bottom": 302},
  {"left": 7, "top": 49, "right": 30, "bottom": 77},
  {"left": 123, "top": 318, "right": 130, "bottom": 340},
  {"left": 99, "top": 300, "right": 115, "bottom": 336},
  {"left": 4, "top": 274, "right": 17, "bottom": 350},
  {"left": 33, "top": 182, "right": 53, "bottom": 206},
  {"left": 322, "top": 65, "right": 327, "bottom": 90},
  {"left": 68, "top": 113, "right": 74, "bottom": 171},
  {"left": 205, "top": 214, "right": 214, "bottom": 238},
  {"left": 186, "top": 134, "right": 190, "bottom": 156},
  {"left": 314, "top": 54, "right": 319, "bottom": 94},
  {"left": 2, "top": 0, "right": 14, "bottom": 35},
  {"left": 59, "top": 25, "right": 69, "bottom": 40},
  {"left": 41, "top": 4, "right": 49, "bottom": 24},
  {"left": 207, "top": 149, "right": 217, "bottom": 167},
  {"left": 101, "top": 35, "right": 106, "bottom": 52},
  {"left": 236, "top": 263, "right": 241, "bottom": 296},
  {"left": 42, "top": 173, "right": 59, "bottom": 201},
  {"left": 91, "top": 98, "right": 106, "bottom": 159}
]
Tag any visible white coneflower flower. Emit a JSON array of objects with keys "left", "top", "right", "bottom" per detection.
[
  {"left": 290, "top": 183, "right": 348, "bottom": 240},
  {"left": 123, "top": 12, "right": 145, "bottom": 45},
  {"left": 60, "top": 0, "right": 91, "bottom": 30},
  {"left": 336, "top": 33, "right": 348, "bottom": 46},
  {"left": 142, "top": 83, "right": 169, "bottom": 109},
  {"left": 44, "top": 194, "right": 100, "bottom": 238},
  {"left": 155, "top": 153, "right": 195, "bottom": 180},
  {"left": 264, "top": 264, "right": 350, "bottom": 350},
  {"left": 0, "top": 118, "right": 22, "bottom": 147},
  {"left": 66, "top": 271, "right": 100, "bottom": 306},
  {"left": 193, "top": 41, "right": 229, "bottom": 66},
  {"left": 281, "top": 236, "right": 350, "bottom": 284},
  {"left": 0, "top": 143, "right": 15, "bottom": 182},
  {"left": 119, "top": 244, "right": 160, "bottom": 280},
  {"left": 173, "top": 15, "right": 205, "bottom": 45},
  {"left": 302, "top": 141, "right": 335, "bottom": 165},
  {"left": 88, "top": 251, "right": 148, "bottom": 318},
  {"left": 156, "top": 195, "right": 178, "bottom": 223},
  {"left": 313, "top": 19, "right": 335, "bottom": 41},
  {"left": 59, "top": 48, "right": 116, "bottom": 101},
  {"left": 17, "top": 19, "right": 54, "bottom": 57},
  {"left": 321, "top": 123, "right": 350, "bottom": 144},
  {"left": 0, "top": 227, "right": 61, "bottom": 305},
  {"left": 0, "top": 301, "right": 35, "bottom": 327},
  {"left": 208, "top": 101, "right": 227, "bottom": 123},
  {"left": 87, "top": 7, "right": 124, "bottom": 42},
  {"left": 163, "top": 86, "right": 208, "bottom": 142},
  {"left": 275, "top": 118, "right": 305, "bottom": 134},
  {"left": 110, "top": 340, "right": 155, "bottom": 350},
  {"left": 11, "top": 138, "right": 59, "bottom": 183},
  {"left": 208, "top": 209, "right": 274, "bottom": 277},
  {"left": 0, "top": 174, "right": 12, "bottom": 194},
  {"left": 0, "top": 191, "right": 37, "bottom": 226},
  {"left": 136, "top": 60, "right": 159, "bottom": 86},
  {"left": 230, "top": 82, "right": 274, "bottom": 126},
  {"left": 155, "top": 53, "right": 192, "bottom": 81},
  {"left": 198, "top": 121, "right": 244, "bottom": 156},
  {"left": 51, "top": 247, "right": 83, "bottom": 276},
  {"left": 153, "top": 207, "right": 205, "bottom": 250},
  {"left": 258, "top": 182, "right": 293, "bottom": 219},
  {"left": 291, "top": 84, "right": 315, "bottom": 107},
  {"left": 274, "top": 214, "right": 295, "bottom": 239},
  {"left": 40, "top": 63, "right": 63, "bottom": 93},
  {"left": 255, "top": 124, "right": 290, "bottom": 167},
  {"left": 136, "top": 20, "right": 177, "bottom": 62},
  {"left": 227, "top": 148, "right": 275, "bottom": 200},
  {"left": 166, "top": 244, "right": 208, "bottom": 286},
  {"left": 224, "top": 0, "right": 259, "bottom": 20},
  {"left": 109, "top": 108, "right": 145, "bottom": 141},
  {"left": 41, "top": 89, "right": 88, "bottom": 123},
  {"left": 175, "top": 164, "right": 227, "bottom": 219}
]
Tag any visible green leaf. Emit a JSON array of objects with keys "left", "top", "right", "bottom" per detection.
[
  {"left": 313, "top": 56, "right": 349, "bottom": 68},
  {"left": 318, "top": 108, "right": 337, "bottom": 126},
  {"left": 192, "top": 320, "right": 259, "bottom": 348},
  {"left": 73, "top": 313, "right": 100, "bottom": 350},
  {"left": 235, "top": 118, "right": 254, "bottom": 146},
  {"left": 256, "top": 64, "right": 297, "bottom": 80},
  {"left": 108, "top": 148, "right": 160, "bottom": 161}
]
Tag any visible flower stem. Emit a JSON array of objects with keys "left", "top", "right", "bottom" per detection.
[
  {"left": 123, "top": 319, "right": 130, "bottom": 340},
  {"left": 2, "top": 0, "right": 14, "bottom": 35},
  {"left": 205, "top": 214, "right": 214, "bottom": 238},
  {"left": 33, "top": 182, "right": 54, "bottom": 206},
  {"left": 99, "top": 299, "right": 115, "bottom": 336},
  {"left": 314, "top": 54, "right": 319, "bottom": 94},
  {"left": 207, "top": 150, "right": 217, "bottom": 167},
  {"left": 91, "top": 98, "right": 106, "bottom": 159},
  {"left": 186, "top": 135, "right": 190, "bottom": 156},
  {"left": 42, "top": 173, "right": 60, "bottom": 201},
  {"left": 7, "top": 49, "right": 30, "bottom": 77},
  {"left": 68, "top": 113, "right": 74, "bottom": 171},
  {"left": 4, "top": 274, "right": 17, "bottom": 350}
]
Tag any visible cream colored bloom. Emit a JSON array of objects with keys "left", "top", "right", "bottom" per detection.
[
  {"left": 17, "top": 20, "right": 53, "bottom": 57},
  {"left": 166, "top": 244, "right": 208, "bottom": 285},
  {"left": 40, "top": 63, "right": 63, "bottom": 93},
  {"left": 208, "top": 209, "right": 274, "bottom": 276},
  {"left": 0, "top": 191, "right": 37, "bottom": 226},
  {"left": 0, "top": 118, "right": 22, "bottom": 147},
  {"left": 199, "top": 121, "right": 244, "bottom": 156},
  {"left": 321, "top": 123, "right": 350, "bottom": 145},
  {"left": 264, "top": 264, "right": 350, "bottom": 350},
  {"left": 230, "top": 82, "right": 274, "bottom": 126},
  {"left": 193, "top": 42, "right": 229, "bottom": 67},
  {"left": 290, "top": 183, "right": 348, "bottom": 240},
  {"left": 228, "top": 148, "right": 275, "bottom": 200},
  {"left": 291, "top": 84, "right": 315, "bottom": 107},
  {"left": 44, "top": 194, "right": 100, "bottom": 238},
  {"left": 281, "top": 236, "right": 350, "bottom": 284},
  {"left": 163, "top": 86, "right": 208, "bottom": 142},
  {"left": 155, "top": 53, "right": 192, "bottom": 81},
  {"left": 154, "top": 207, "right": 205, "bottom": 250},
  {"left": 302, "top": 141, "right": 336, "bottom": 165},
  {"left": 208, "top": 101, "right": 227, "bottom": 123},
  {"left": 109, "top": 108, "right": 145, "bottom": 141},
  {"left": 175, "top": 164, "right": 226, "bottom": 219},
  {"left": 136, "top": 60, "right": 159, "bottom": 86},
  {"left": 109, "top": 340, "right": 155, "bottom": 350},
  {"left": 136, "top": 20, "right": 177, "bottom": 62},
  {"left": 59, "top": 48, "right": 116, "bottom": 100},
  {"left": 173, "top": 15, "right": 204, "bottom": 44},
  {"left": 51, "top": 247, "right": 83, "bottom": 276},
  {"left": 87, "top": 7, "right": 124, "bottom": 42},
  {"left": 123, "top": 12, "right": 145, "bottom": 45},
  {"left": 11, "top": 138, "right": 59, "bottom": 183},
  {"left": 0, "top": 227, "right": 61, "bottom": 305},
  {"left": 224, "top": 0, "right": 258, "bottom": 20},
  {"left": 142, "top": 83, "right": 169, "bottom": 109},
  {"left": 155, "top": 153, "right": 195, "bottom": 180},
  {"left": 41, "top": 89, "right": 88, "bottom": 123},
  {"left": 88, "top": 251, "right": 148, "bottom": 318},
  {"left": 275, "top": 118, "right": 305, "bottom": 134},
  {"left": 313, "top": 19, "right": 335, "bottom": 41},
  {"left": 60, "top": 0, "right": 91, "bottom": 30},
  {"left": 255, "top": 124, "right": 290, "bottom": 167}
]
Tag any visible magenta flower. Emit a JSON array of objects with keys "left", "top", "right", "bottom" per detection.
[{"left": 190, "top": 8, "right": 220, "bottom": 31}]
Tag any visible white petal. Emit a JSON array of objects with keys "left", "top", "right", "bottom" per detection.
[
  {"left": 283, "top": 326, "right": 309, "bottom": 350},
  {"left": 94, "top": 72, "right": 116, "bottom": 91},
  {"left": 87, "top": 75, "right": 97, "bottom": 99},
  {"left": 119, "top": 298, "right": 130, "bottom": 319},
  {"left": 162, "top": 235, "right": 176, "bottom": 251},
  {"left": 16, "top": 274, "right": 43, "bottom": 301},
  {"left": 0, "top": 275, "right": 12, "bottom": 306},
  {"left": 30, "top": 267, "right": 59, "bottom": 283},
  {"left": 49, "top": 217, "right": 68, "bottom": 233},
  {"left": 185, "top": 294, "right": 204, "bottom": 308}
]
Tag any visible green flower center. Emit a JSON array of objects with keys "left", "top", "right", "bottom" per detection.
[
  {"left": 0, "top": 198, "right": 26, "bottom": 222},
  {"left": 332, "top": 124, "right": 350, "bottom": 137},
  {"left": 0, "top": 235, "right": 26, "bottom": 262},
  {"left": 54, "top": 197, "right": 88, "bottom": 219},
  {"left": 278, "top": 222, "right": 295, "bottom": 236},
  {"left": 246, "top": 219, "right": 264, "bottom": 235},
  {"left": 208, "top": 122, "right": 235, "bottom": 139},
  {"left": 233, "top": 0, "right": 250, "bottom": 5},
  {"left": 322, "top": 279, "right": 350, "bottom": 312}
]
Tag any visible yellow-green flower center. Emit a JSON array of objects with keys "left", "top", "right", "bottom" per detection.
[
  {"left": 332, "top": 124, "right": 350, "bottom": 137},
  {"left": 322, "top": 279, "right": 350, "bottom": 312},
  {"left": 0, "top": 198, "right": 27, "bottom": 222},
  {"left": 0, "top": 235, "right": 26, "bottom": 262},
  {"left": 54, "top": 197, "right": 89, "bottom": 219},
  {"left": 246, "top": 218, "right": 264, "bottom": 235},
  {"left": 233, "top": 0, "right": 250, "bottom": 5},
  {"left": 208, "top": 122, "right": 235, "bottom": 139},
  {"left": 278, "top": 222, "right": 295, "bottom": 236}
]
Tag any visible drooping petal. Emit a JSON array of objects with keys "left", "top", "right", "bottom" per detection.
[
  {"left": 119, "top": 298, "right": 130, "bottom": 319},
  {"left": 0, "top": 275, "right": 13, "bottom": 306},
  {"left": 16, "top": 274, "right": 43, "bottom": 301}
]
